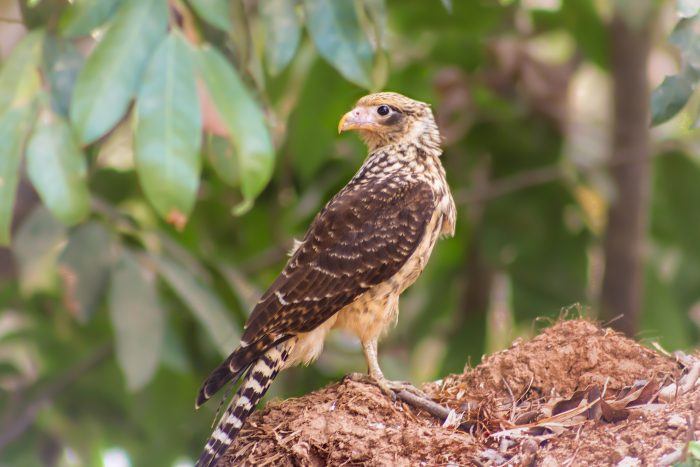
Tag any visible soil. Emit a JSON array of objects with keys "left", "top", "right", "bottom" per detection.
[{"left": 220, "top": 319, "right": 700, "bottom": 466}]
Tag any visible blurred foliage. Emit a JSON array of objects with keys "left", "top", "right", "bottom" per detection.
[
  {"left": 651, "top": 0, "right": 700, "bottom": 124},
  {"left": 0, "top": 0, "right": 700, "bottom": 465}
]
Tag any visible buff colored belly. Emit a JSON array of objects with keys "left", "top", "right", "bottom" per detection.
[
  {"left": 286, "top": 209, "right": 444, "bottom": 368},
  {"left": 334, "top": 210, "right": 442, "bottom": 343}
]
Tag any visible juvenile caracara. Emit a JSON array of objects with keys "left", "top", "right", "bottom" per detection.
[{"left": 195, "top": 92, "right": 456, "bottom": 466}]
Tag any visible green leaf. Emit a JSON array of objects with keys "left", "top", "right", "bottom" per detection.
[
  {"left": 303, "top": 0, "right": 374, "bottom": 88},
  {"left": 41, "top": 35, "right": 83, "bottom": 118},
  {"left": 11, "top": 206, "right": 66, "bottom": 295},
  {"left": 187, "top": 0, "right": 232, "bottom": 32},
  {"left": 109, "top": 250, "right": 164, "bottom": 390},
  {"left": 688, "top": 440, "right": 700, "bottom": 459},
  {"left": 0, "top": 106, "right": 36, "bottom": 245},
  {"left": 261, "top": 0, "right": 301, "bottom": 76},
  {"left": 26, "top": 109, "right": 91, "bottom": 225},
  {"left": 96, "top": 116, "right": 134, "bottom": 171},
  {"left": 670, "top": 18, "right": 700, "bottom": 72},
  {"left": 19, "top": 0, "right": 66, "bottom": 29},
  {"left": 194, "top": 46, "right": 274, "bottom": 211},
  {"left": 364, "top": 0, "right": 388, "bottom": 50},
  {"left": 205, "top": 134, "right": 238, "bottom": 186},
  {"left": 59, "top": 0, "right": 123, "bottom": 37},
  {"left": 650, "top": 74, "right": 694, "bottom": 126},
  {"left": 58, "top": 223, "right": 113, "bottom": 323},
  {"left": 135, "top": 34, "right": 202, "bottom": 226},
  {"left": 678, "top": 0, "right": 700, "bottom": 18},
  {"left": 561, "top": 0, "right": 608, "bottom": 69},
  {"left": 151, "top": 254, "right": 238, "bottom": 357},
  {"left": 0, "top": 30, "right": 43, "bottom": 121},
  {"left": 70, "top": 0, "right": 168, "bottom": 144}
]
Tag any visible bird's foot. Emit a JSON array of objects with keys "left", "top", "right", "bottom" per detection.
[{"left": 345, "top": 373, "right": 427, "bottom": 401}]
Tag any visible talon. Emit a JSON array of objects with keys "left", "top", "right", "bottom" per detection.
[
  {"left": 346, "top": 373, "right": 426, "bottom": 401},
  {"left": 388, "top": 380, "right": 428, "bottom": 398}
]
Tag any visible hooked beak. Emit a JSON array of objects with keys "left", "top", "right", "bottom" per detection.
[{"left": 338, "top": 106, "right": 379, "bottom": 133}]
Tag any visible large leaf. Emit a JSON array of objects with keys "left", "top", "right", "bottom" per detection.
[
  {"left": 187, "top": 0, "right": 232, "bottom": 32},
  {"left": 59, "top": 0, "right": 123, "bottom": 37},
  {"left": 109, "top": 250, "right": 164, "bottom": 391},
  {"left": 41, "top": 35, "right": 83, "bottom": 118},
  {"left": 303, "top": 0, "right": 374, "bottom": 88},
  {"left": 205, "top": 134, "right": 238, "bottom": 186},
  {"left": 195, "top": 46, "right": 274, "bottom": 212},
  {"left": 151, "top": 254, "right": 238, "bottom": 356},
  {"left": 261, "top": 0, "right": 301, "bottom": 76},
  {"left": 70, "top": 0, "right": 168, "bottom": 144},
  {"left": 670, "top": 17, "right": 700, "bottom": 72},
  {"left": 135, "top": 33, "right": 202, "bottom": 228},
  {"left": 58, "top": 223, "right": 113, "bottom": 323},
  {"left": 26, "top": 108, "right": 91, "bottom": 225},
  {"left": 650, "top": 74, "right": 694, "bottom": 126},
  {"left": 11, "top": 206, "right": 66, "bottom": 295},
  {"left": 0, "top": 30, "right": 43, "bottom": 121},
  {"left": 0, "top": 106, "right": 36, "bottom": 245}
]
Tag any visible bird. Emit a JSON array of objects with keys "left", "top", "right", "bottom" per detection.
[{"left": 194, "top": 92, "right": 456, "bottom": 467}]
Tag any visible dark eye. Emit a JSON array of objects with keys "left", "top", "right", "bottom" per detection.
[{"left": 377, "top": 105, "right": 390, "bottom": 116}]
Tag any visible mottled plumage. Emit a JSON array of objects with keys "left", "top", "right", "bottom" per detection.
[{"left": 195, "top": 92, "right": 456, "bottom": 467}]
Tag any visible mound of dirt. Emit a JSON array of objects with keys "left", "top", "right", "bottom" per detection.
[{"left": 220, "top": 319, "right": 700, "bottom": 466}]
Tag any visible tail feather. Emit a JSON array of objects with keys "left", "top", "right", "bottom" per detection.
[
  {"left": 195, "top": 342, "right": 292, "bottom": 467},
  {"left": 196, "top": 360, "right": 247, "bottom": 409},
  {"left": 196, "top": 334, "right": 282, "bottom": 408}
]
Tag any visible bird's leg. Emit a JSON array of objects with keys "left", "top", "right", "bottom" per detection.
[{"left": 348, "top": 339, "right": 427, "bottom": 400}]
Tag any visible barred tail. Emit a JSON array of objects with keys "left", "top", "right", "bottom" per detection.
[
  {"left": 195, "top": 342, "right": 291, "bottom": 467},
  {"left": 196, "top": 334, "right": 281, "bottom": 409}
]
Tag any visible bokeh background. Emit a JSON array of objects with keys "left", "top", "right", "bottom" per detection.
[{"left": 1, "top": 0, "right": 699, "bottom": 465}]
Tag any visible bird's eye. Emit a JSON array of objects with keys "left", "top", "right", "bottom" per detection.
[{"left": 377, "top": 105, "right": 390, "bottom": 116}]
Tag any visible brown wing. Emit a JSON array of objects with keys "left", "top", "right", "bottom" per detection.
[
  {"left": 196, "top": 176, "right": 436, "bottom": 407},
  {"left": 242, "top": 176, "right": 436, "bottom": 344}
]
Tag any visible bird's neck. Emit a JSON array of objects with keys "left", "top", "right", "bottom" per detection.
[{"left": 356, "top": 133, "right": 444, "bottom": 184}]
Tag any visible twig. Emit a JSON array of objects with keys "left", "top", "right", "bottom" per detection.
[
  {"left": 455, "top": 150, "right": 667, "bottom": 205},
  {"left": 501, "top": 377, "right": 516, "bottom": 423},
  {"left": 0, "top": 343, "right": 113, "bottom": 449},
  {"left": 602, "top": 314, "right": 625, "bottom": 328},
  {"left": 456, "top": 164, "right": 562, "bottom": 204},
  {"left": 394, "top": 390, "right": 474, "bottom": 432}
]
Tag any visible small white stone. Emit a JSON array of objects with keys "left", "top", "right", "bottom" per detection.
[
  {"left": 616, "top": 456, "right": 641, "bottom": 467},
  {"left": 667, "top": 414, "right": 687, "bottom": 428}
]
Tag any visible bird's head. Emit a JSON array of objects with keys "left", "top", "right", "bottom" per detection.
[{"left": 338, "top": 92, "right": 440, "bottom": 151}]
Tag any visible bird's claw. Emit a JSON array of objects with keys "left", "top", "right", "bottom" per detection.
[
  {"left": 385, "top": 380, "right": 429, "bottom": 399},
  {"left": 345, "top": 373, "right": 426, "bottom": 401}
]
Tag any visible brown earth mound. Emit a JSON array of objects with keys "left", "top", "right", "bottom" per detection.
[{"left": 220, "top": 319, "right": 700, "bottom": 466}]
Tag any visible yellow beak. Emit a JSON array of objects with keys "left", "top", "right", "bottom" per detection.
[{"left": 338, "top": 107, "right": 379, "bottom": 133}]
